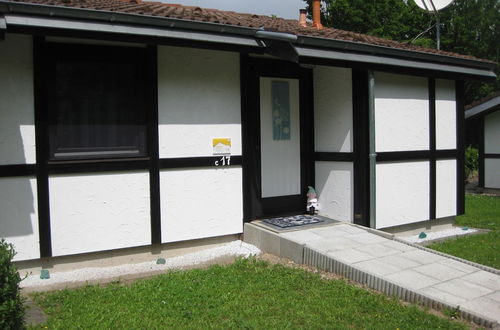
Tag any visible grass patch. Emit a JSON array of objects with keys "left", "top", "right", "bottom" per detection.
[
  {"left": 427, "top": 194, "right": 500, "bottom": 269},
  {"left": 30, "top": 258, "right": 466, "bottom": 329}
]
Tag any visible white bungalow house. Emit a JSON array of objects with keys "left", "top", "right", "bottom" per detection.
[
  {"left": 0, "top": 0, "right": 496, "bottom": 266},
  {"left": 465, "top": 93, "right": 500, "bottom": 189}
]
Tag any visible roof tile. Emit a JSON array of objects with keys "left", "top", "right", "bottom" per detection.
[{"left": 9, "top": 0, "right": 492, "bottom": 62}]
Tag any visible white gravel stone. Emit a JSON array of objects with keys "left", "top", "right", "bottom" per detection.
[
  {"left": 21, "top": 240, "right": 261, "bottom": 289},
  {"left": 398, "top": 227, "right": 478, "bottom": 244}
]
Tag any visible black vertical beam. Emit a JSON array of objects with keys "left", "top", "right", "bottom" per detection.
[
  {"left": 300, "top": 67, "right": 315, "bottom": 194},
  {"left": 428, "top": 78, "right": 436, "bottom": 220},
  {"left": 147, "top": 45, "right": 161, "bottom": 244},
  {"left": 33, "top": 36, "right": 52, "bottom": 258},
  {"left": 478, "top": 117, "right": 485, "bottom": 188},
  {"left": 352, "top": 69, "right": 370, "bottom": 227},
  {"left": 456, "top": 80, "right": 465, "bottom": 215}
]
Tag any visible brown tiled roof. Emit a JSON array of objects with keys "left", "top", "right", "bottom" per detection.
[
  {"left": 465, "top": 91, "right": 500, "bottom": 110},
  {"left": 8, "top": 0, "right": 492, "bottom": 63}
]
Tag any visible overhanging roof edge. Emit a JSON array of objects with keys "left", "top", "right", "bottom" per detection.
[
  {"left": 465, "top": 96, "right": 500, "bottom": 119},
  {"left": 0, "top": 0, "right": 495, "bottom": 78},
  {"left": 295, "top": 46, "right": 496, "bottom": 80}
]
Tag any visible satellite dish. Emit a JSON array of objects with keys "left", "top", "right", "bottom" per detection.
[
  {"left": 414, "top": 0, "right": 454, "bottom": 12},
  {"left": 412, "top": 0, "right": 454, "bottom": 50}
]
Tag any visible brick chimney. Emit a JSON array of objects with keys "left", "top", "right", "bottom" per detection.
[
  {"left": 298, "top": 9, "right": 307, "bottom": 27},
  {"left": 312, "top": 0, "right": 323, "bottom": 29}
]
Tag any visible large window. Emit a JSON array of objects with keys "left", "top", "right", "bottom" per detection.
[{"left": 46, "top": 43, "right": 149, "bottom": 160}]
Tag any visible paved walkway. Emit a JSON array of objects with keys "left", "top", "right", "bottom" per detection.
[{"left": 244, "top": 222, "right": 500, "bottom": 328}]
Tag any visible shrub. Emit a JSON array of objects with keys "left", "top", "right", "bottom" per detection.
[
  {"left": 465, "top": 145, "right": 479, "bottom": 181},
  {"left": 0, "top": 239, "right": 25, "bottom": 330}
]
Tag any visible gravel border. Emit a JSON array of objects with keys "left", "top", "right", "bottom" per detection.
[{"left": 21, "top": 240, "right": 261, "bottom": 291}]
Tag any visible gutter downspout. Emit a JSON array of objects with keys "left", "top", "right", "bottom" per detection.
[{"left": 368, "top": 70, "right": 376, "bottom": 229}]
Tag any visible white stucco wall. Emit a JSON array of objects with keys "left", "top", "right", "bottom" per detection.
[
  {"left": 484, "top": 110, "right": 500, "bottom": 154},
  {"left": 484, "top": 111, "right": 500, "bottom": 189},
  {"left": 376, "top": 161, "right": 430, "bottom": 229},
  {"left": 374, "top": 72, "right": 429, "bottom": 152},
  {"left": 0, "top": 177, "right": 39, "bottom": 261},
  {"left": 157, "top": 46, "right": 241, "bottom": 158},
  {"left": 160, "top": 167, "right": 243, "bottom": 243},
  {"left": 484, "top": 159, "right": 500, "bottom": 189},
  {"left": 49, "top": 172, "right": 151, "bottom": 256},
  {"left": 435, "top": 79, "right": 456, "bottom": 150},
  {"left": 315, "top": 161, "right": 353, "bottom": 222},
  {"left": 436, "top": 159, "right": 457, "bottom": 218},
  {"left": 314, "top": 66, "right": 353, "bottom": 152},
  {"left": 0, "top": 34, "right": 36, "bottom": 165}
]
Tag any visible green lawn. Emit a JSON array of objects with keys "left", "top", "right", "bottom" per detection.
[
  {"left": 427, "top": 194, "right": 500, "bottom": 269},
  {"left": 30, "top": 258, "right": 466, "bottom": 329}
]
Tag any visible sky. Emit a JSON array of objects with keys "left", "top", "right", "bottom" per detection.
[{"left": 167, "top": 0, "right": 307, "bottom": 19}]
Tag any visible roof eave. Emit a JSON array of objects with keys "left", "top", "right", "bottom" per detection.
[
  {"left": 465, "top": 96, "right": 500, "bottom": 119},
  {"left": 0, "top": 0, "right": 496, "bottom": 79}
]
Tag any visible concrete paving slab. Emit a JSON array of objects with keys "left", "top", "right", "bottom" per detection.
[
  {"left": 385, "top": 269, "right": 441, "bottom": 290},
  {"left": 306, "top": 236, "right": 361, "bottom": 252},
  {"left": 378, "top": 254, "right": 421, "bottom": 269},
  {"left": 333, "top": 224, "right": 367, "bottom": 234},
  {"left": 348, "top": 232, "right": 388, "bottom": 244},
  {"left": 380, "top": 240, "right": 417, "bottom": 253},
  {"left": 432, "top": 278, "right": 493, "bottom": 300},
  {"left": 354, "top": 259, "right": 403, "bottom": 276},
  {"left": 418, "top": 287, "right": 467, "bottom": 306},
  {"left": 309, "top": 225, "right": 351, "bottom": 238},
  {"left": 281, "top": 229, "right": 323, "bottom": 243},
  {"left": 438, "top": 258, "right": 481, "bottom": 274},
  {"left": 460, "top": 271, "right": 500, "bottom": 291},
  {"left": 356, "top": 243, "right": 400, "bottom": 258},
  {"left": 460, "top": 296, "right": 500, "bottom": 323},
  {"left": 413, "top": 263, "right": 468, "bottom": 281},
  {"left": 486, "top": 291, "right": 500, "bottom": 303},
  {"left": 399, "top": 249, "right": 446, "bottom": 265},
  {"left": 325, "top": 248, "right": 375, "bottom": 264}
]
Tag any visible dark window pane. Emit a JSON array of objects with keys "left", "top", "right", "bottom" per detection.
[{"left": 49, "top": 47, "right": 147, "bottom": 160}]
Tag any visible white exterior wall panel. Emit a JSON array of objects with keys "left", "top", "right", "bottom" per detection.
[
  {"left": 485, "top": 111, "right": 500, "bottom": 154},
  {"left": 313, "top": 66, "right": 353, "bottom": 152},
  {"left": 157, "top": 46, "right": 241, "bottom": 158},
  {"left": 436, "top": 159, "right": 457, "bottom": 218},
  {"left": 0, "top": 177, "right": 39, "bottom": 261},
  {"left": 435, "top": 79, "right": 456, "bottom": 150},
  {"left": 376, "top": 161, "right": 430, "bottom": 229},
  {"left": 0, "top": 34, "right": 36, "bottom": 165},
  {"left": 315, "top": 162, "right": 353, "bottom": 222},
  {"left": 49, "top": 172, "right": 151, "bottom": 256},
  {"left": 374, "top": 72, "right": 429, "bottom": 152},
  {"left": 484, "top": 159, "right": 500, "bottom": 189},
  {"left": 160, "top": 167, "right": 243, "bottom": 243}
]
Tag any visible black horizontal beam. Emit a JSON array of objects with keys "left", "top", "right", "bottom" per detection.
[
  {"left": 159, "top": 156, "right": 242, "bottom": 169},
  {"left": 484, "top": 153, "right": 500, "bottom": 159},
  {"left": 377, "top": 149, "right": 457, "bottom": 162},
  {"left": 314, "top": 152, "right": 355, "bottom": 162},
  {"left": 0, "top": 164, "right": 36, "bottom": 177},
  {"left": 0, "top": 156, "right": 243, "bottom": 178}
]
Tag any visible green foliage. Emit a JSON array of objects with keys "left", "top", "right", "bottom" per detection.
[
  {"left": 306, "top": 0, "right": 500, "bottom": 104},
  {"left": 428, "top": 194, "right": 500, "bottom": 269},
  {"left": 465, "top": 145, "right": 479, "bottom": 180},
  {"left": 32, "top": 258, "right": 466, "bottom": 329},
  {"left": 0, "top": 239, "right": 25, "bottom": 330}
]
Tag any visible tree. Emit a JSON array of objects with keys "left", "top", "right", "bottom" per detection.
[{"left": 306, "top": 0, "right": 499, "bottom": 104}]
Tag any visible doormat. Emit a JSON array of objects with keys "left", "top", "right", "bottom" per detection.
[{"left": 263, "top": 215, "right": 324, "bottom": 228}]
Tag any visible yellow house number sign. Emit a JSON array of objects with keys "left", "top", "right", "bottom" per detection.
[{"left": 213, "top": 138, "right": 231, "bottom": 166}]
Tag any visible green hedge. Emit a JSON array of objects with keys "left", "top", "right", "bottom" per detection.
[
  {"left": 465, "top": 145, "right": 479, "bottom": 181},
  {"left": 0, "top": 239, "right": 25, "bottom": 330}
]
